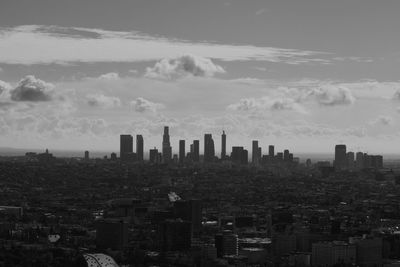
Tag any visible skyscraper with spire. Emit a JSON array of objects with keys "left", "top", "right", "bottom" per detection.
[
  {"left": 221, "top": 131, "right": 226, "bottom": 160},
  {"left": 162, "top": 126, "right": 172, "bottom": 163}
]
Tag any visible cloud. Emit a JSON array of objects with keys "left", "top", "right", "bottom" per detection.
[
  {"left": 0, "top": 25, "right": 329, "bottom": 65},
  {"left": 0, "top": 80, "right": 11, "bottom": 95},
  {"left": 86, "top": 94, "right": 121, "bottom": 108},
  {"left": 369, "top": 116, "right": 393, "bottom": 126},
  {"left": 129, "top": 69, "right": 138, "bottom": 75},
  {"left": 227, "top": 96, "right": 307, "bottom": 114},
  {"left": 393, "top": 89, "right": 400, "bottom": 101},
  {"left": 145, "top": 54, "right": 225, "bottom": 79},
  {"left": 98, "top": 72, "right": 120, "bottom": 80},
  {"left": 130, "top": 97, "right": 164, "bottom": 113},
  {"left": 311, "top": 85, "right": 355, "bottom": 106},
  {"left": 10, "top": 75, "right": 54, "bottom": 101},
  {"left": 229, "top": 77, "right": 266, "bottom": 85}
]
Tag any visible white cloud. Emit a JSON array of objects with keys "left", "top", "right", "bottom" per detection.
[
  {"left": 369, "top": 116, "right": 393, "bottom": 126},
  {"left": 10, "top": 75, "right": 54, "bottom": 101},
  {"left": 311, "top": 85, "right": 355, "bottom": 106},
  {"left": 227, "top": 96, "right": 307, "bottom": 114},
  {"left": 86, "top": 94, "right": 121, "bottom": 108},
  {"left": 145, "top": 54, "right": 225, "bottom": 79},
  {"left": 0, "top": 25, "right": 329, "bottom": 65},
  {"left": 393, "top": 89, "right": 400, "bottom": 101},
  {"left": 229, "top": 77, "right": 266, "bottom": 85},
  {"left": 130, "top": 97, "right": 164, "bottom": 113},
  {"left": 0, "top": 80, "right": 11, "bottom": 98},
  {"left": 98, "top": 72, "right": 120, "bottom": 80},
  {"left": 129, "top": 69, "right": 138, "bottom": 75}
]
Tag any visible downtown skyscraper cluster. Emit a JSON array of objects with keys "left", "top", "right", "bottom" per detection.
[{"left": 119, "top": 125, "right": 300, "bottom": 166}]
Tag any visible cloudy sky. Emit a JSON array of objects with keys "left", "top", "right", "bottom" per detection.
[{"left": 1, "top": 0, "right": 400, "bottom": 155}]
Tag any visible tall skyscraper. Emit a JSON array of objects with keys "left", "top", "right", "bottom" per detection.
[
  {"left": 231, "top": 146, "right": 248, "bottom": 165},
  {"left": 136, "top": 135, "right": 144, "bottom": 162},
  {"left": 252, "top": 140, "right": 259, "bottom": 164},
  {"left": 269, "top": 145, "right": 275, "bottom": 158},
  {"left": 192, "top": 140, "right": 200, "bottom": 162},
  {"left": 221, "top": 131, "right": 226, "bottom": 160},
  {"left": 179, "top": 140, "right": 185, "bottom": 164},
  {"left": 84, "top": 150, "right": 89, "bottom": 160},
  {"left": 347, "top": 151, "right": 354, "bottom": 170},
  {"left": 204, "top": 134, "right": 215, "bottom": 162},
  {"left": 120, "top": 134, "right": 133, "bottom": 161},
  {"left": 162, "top": 126, "right": 172, "bottom": 163},
  {"left": 283, "top": 149, "right": 290, "bottom": 161},
  {"left": 334, "top": 144, "right": 347, "bottom": 171},
  {"left": 356, "top": 152, "right": 364, "bottom": 170},
  {"left": 149, "top": 147, "right": 159, "bottom": 164}
]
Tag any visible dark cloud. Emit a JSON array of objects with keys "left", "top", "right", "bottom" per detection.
[{"left": 10, "top": 75, "right": 54, "bottom": 102}]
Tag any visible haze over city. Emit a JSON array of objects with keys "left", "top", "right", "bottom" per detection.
[{"left": 1, "top": 0, "right": 400, "bottom": 154}]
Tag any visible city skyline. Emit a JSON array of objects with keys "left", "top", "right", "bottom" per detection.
[
  {"left": 1, "top": 2, "right": 399, "bottom": 266},
  {"left": 113, "top": 127, "right": 383, "bottom": 167},
  {"left": 1, "top": 1, "right": 400, "bottom": 153}
]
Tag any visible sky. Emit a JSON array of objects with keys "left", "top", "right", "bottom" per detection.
[{"left": 1, "top": 0, "right": 400, "bottom": 155}]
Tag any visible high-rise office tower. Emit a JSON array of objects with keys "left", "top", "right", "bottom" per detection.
[
  {"left": 334, "top": 144, "right": 347, "bottom": 171},
  {"left": 355, "top": 152, "right": 364, "bottom": 170},
  {"left": 252, "top": 140, "right": 259, "bottom": 164},
  {"left": 136, "top": 135, "right": 144, "bottom": 162},
  {"left": 162, "top": 126, "right": 172, "bottom": 163},
  {"left": 269, "top": 145, "right": 275, "bottom": 158},
  {"left": 231, "top": 146, "right": 248, "bottom": 165},
  {"left": 221, "top": 131, "right": 226, "bottom": 160},
  {"left": 347, "top": 151, "right": 355, "bottom": 170},
  {"left": 149, "top": 147, "right": 159, "bottom": 164},
  {"left": 120, "top": 134, "right": 133, "bottom": 161},
  {"left": 179, "top": 140, "right": 185, "bottom": 164},
  {"left": 192, "top": 140, "right": 200, "bottom": 162},
  {"left": 283, "top": 149, "right": 290, "bottom": 161},
  {"left": 204, "top": 134, "right": 215, "bottom": 162},
  {"left": 84, "top": 150, "right": 89, "bottom": 160}
]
